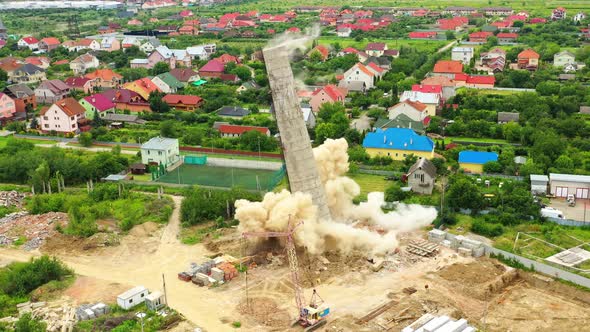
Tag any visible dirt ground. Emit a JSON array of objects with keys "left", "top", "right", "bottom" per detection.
[{"left": 2, "top": 195, "right": 590, "bottom": 332}]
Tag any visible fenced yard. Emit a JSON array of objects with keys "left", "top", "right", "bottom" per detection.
[{"left": 156, "top": 164, "right": 283, "bottom": 191}]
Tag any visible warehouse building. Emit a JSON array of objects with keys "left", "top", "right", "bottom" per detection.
[{"left": 549, "top": 173, "right": 590, "bottom": 199}]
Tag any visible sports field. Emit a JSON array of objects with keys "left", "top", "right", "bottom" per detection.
[{"left": 156, "top": 164, "right": 281, "bottom": 190}]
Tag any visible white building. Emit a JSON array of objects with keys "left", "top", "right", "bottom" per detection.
[
  {"left": 301, "top": 104, "right": 317, "bottom": 128},
  {"left": 451, "top": 47, "right": 474, "bottom": 65},
  {"left": 341, "top": 62, "right": 375, "bottom": 90},
  {"left": 400, "top": 91, "right": 440, "bottom": 117},
  {"left": 140, "top": 136, "right": 180, "bottom": 166},
  {"left": 140, "top": 38, "right": 161, "bottom": 54},
  {"left": 337, "top": 27, "right": 352, "bottom": 37},
  {"left": 549, "top": 173, "right": 590, "bottom": 199},
  {"left": 530, "top": 174, "right": 549, "bottom": 195},
  {"left": 145, "top": 291, "right": 166, "bottom": 311},
  {"left": 117, "top": 286, "right": 149, "bottom": 310}
]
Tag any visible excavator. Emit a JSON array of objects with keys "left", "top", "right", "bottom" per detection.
[{"left": 242, "top": 218, "right": 330, "bottom": 331}]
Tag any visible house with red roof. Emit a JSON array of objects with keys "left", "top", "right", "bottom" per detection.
[
  {"left": 517, "top": 49, "right": 540, "bottom": 70},
  {"left": 179, "top": 10, "right": 193, "bottom": 18},
  {"left": 218, "top": 124, "right": 270, "bottom": 138},
  {"left": 437, "top": 17, "right": 468, "bottom": 31},
  {"left": 127, "top": 19, "right": 143, "bottom": 26},
  {"left": 497, "top": 32, "right": 518, "bottom": 44},
  {"left": 38, "top": 37, "right": 61, "bottom": 52},
  {"left": 365, "top": 42, "right": 387, "bottom": 57},
  {"left": 17, "top": 36, "right": 39, "bottom": 50},
  {"left": 179, "top": 25, "right": 198, "bottom": 35},
  {"left": 469, "top": 31, "right": 493, "bottom": 43},
  {"left": 310, "top": 84, "right": 348, "bottom": 112},
  {"left": 433, "top": 60, "right": 464, "bottom": 79},
  {"left": 85, "top": 69, "right": 123, "bottom": 89},
  {"left": 65, "top": 77, "right": 96, "bottom": 94},
  {"left": 79, "top": 94, "right": 116, "bottom": 119},
  {"left": 340, "top": 62, "right": 375, "bottom": 91},
  {"left": 286, "top": 27, "right": 301, "bottom": 33},
  {"left": 39, "top": 97, "right": 87, "bottom": 134},
  {"left": 412, "top": 84, "right": 443, "bottom": 96},
  {"left": 420, "top": 76, "right": 457, "bottom": 100},
  {"left": 529, "top": 17, "right": 547, "bottom": 24},
  {"left": 408, "top": 31, "right": 437, "bottom": 40},
  {"left": 199, "top": 59, "right": 225, "bottom": 78},
  {"left": 465, "top": 75, "right": 496, "bottom": 88},
  {"left": 491, "top": 20, "right": 512, "bottom": 29},
  {"left": 366, "top": 62, "right": 386, "bottom": 77},
  {"left": 162, "top": 94, "right": 203, "bottom": 111},
  {"left": 400, "top": 91, "right": 441, "bottom": 117},
  {"left": 551, "top": 7, "right": 566, "bottom": 20},
  {"left": 25, "top": 56, "right": 50, "bottom": 69},
  {"left": 308, "top": 45, "right": 330, "bottom": 61},
  {"left": 214, "top": 54, "right": 240, "bottom": 64}
]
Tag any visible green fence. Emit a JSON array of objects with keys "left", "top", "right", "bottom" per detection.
[{"left": 184, "top": 155, "right": 208, "bottom": 165}]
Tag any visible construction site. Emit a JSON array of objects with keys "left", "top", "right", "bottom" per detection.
[{"left": 2, "top": 36, "right": 590, "bottom": 332}]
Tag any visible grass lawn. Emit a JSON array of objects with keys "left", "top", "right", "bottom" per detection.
[
  {"left": 446, "top": 136, "right": 509, "bottom": 145},
  {"left": 180, "top": 150, "right": 282, "bottom": 162},
  {"left": 0, "top": 136, "right": 59, "bottom": 147},
  {"left": 347, "top": 172, "right": 390, "bottom": 197}
]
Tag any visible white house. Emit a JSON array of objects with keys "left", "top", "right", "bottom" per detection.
[
  {"left": 388, "top": 100, "right": 429, "bottom": 123},
  {"left": 337, "top": 27, "right": 352, "bottom": 37},
  {"left": 400, "top": 91, "right": 440, "bottom": 117},
  {"left": 17, "top": 36, "right": 39, "bottom": 50},
  {"left": 553, "top": 50, "right": 576, "bottom": 68},
  {"left": 140, "top": 136, "right": 180, "bottom": 166},
  {"left": 145, "top": 291, "right": 166, "bottom": 311},
  {"left": 186, "top": 44, "right": 216, "bottom": 60},
  {"left": 301, "top": 104, "right": 317, "bottom": 128},
  {"left": 573, "top": 12, "right": 586, "bottom": 23},
  {"left": 39, "top": 98, "right": 86, "bottom": 134},
  {"left": 70, "top": 53, "right": 100, "bottom": 75},
  {"left": 140, "top": 38, "right": 161, "bottom": 54},
  {"left": 451, "top": 47, "right": 474, "bottom": 65},
  {"left": 117, "top": 286, "right": 149, "bottom": 310},
  {"left": 530, "top": 174, "right": 548, "bottom": 195},
  {"left": 341, "top": 62, "right": 375, "bottom": 90}
]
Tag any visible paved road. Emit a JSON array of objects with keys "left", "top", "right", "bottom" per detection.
[{"left": 351, "top": 113, "right": 371, "bottom": 132}]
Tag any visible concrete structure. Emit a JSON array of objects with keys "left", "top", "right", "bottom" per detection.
[
  {"left": 530, "top": 174, "right": 549, "bottom": 194},
  {"left": 116, "top": 286, "right": 148, "bottom": 310},
  {"left": 264, "top": 44, "right": 331, "bottom": 221},
  {"left": 363, "top": 128, "right": 435, "bottom": 160},
  {"left": 458, "top": 150, "right": 498, "bottom": 173},
  {"left": 549, "top": 173, "right": 590, "bottom": 199},
  {"left": 451, "top": 47, "right": 474, "bottom": 65},
  {"left": 407, "top": 158, "right": 436, "bottom": 195},
  {"left": 403, "top": 313, "right": 476, "bottom": 332},
  {"left": 141, "top": 136, "right": 180, "bottom": 166}
]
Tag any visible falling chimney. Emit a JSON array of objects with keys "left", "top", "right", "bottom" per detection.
[{"left": 263, "top": 44, "right": 331, "bottom": 221}]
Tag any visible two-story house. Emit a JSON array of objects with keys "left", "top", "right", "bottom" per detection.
[
  {"left": 79, "top": 94, "right": 116, "bottom": 119},
  {"left": 139, "top": 38, "right": 162, "bottom": 54},
  {"left": 339, "top": 62, "right": 375, "bottom": 92},
  {"left": 400, "top": 91, "right": 441, "bottom": 117},
  {"left": 123, "top": 78, "right": 161, "bottom": 100},
  {"left": 38, "top": 37, "right": 61, "bottom": 52},
  {"left": 407, "top": 158, "right": 437, "bottom": 195},
  {"left": 388, "top": 100, "right": 430, "bottom": 124},
  {"left": 162, "top": 94, "right": 203, "bottom": 111},
  {"left": 152, "top": 72, "right": 184, "bottom": 93},
  {"left": 11, "top": 63, "right": 46, "bottom": 84},
  {"left": 0, "top": 92, "right": 17, "bottom": 123},
  {"left": 17, "top": 36, "right": 39, "bottom": 50},
  {"left": 140, "top": 136, "right": 180, "bottom": 166},
  {"left": 517, "top": 49, "right": 540, "bottom": 70},
  {"left": 3, "top": 84, "right": 36, "bottom": 115},
  {"left": 100, "top": 37, "right": 121, "bottom": 52},
  {"left": 34, "top": 79, "right": 71, "bottom": 104},
  {"left": 70, "top": 53, "right": 100, "bottom": 75},
  {"left": 309, "top": 84, "right": 348, "bottom": 112},
  {"left": 40, "top": 98, "right": 86, "bottom": 134},
  {"left": 85, "top": 69, "right": 123, "bottom": 89},
  {"left": 64, "top": 77, "right": 96, "bottom": 94},
  {"left": 451, "top": 47, "right": 474, "bottom": 65},
  {"left": 553, "top": 50, "right": 576, "bottom": 68}
]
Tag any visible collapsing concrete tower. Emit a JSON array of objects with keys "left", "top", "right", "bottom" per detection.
[{"left": 263, "top": 45, "right": 332, "bottom": 221}]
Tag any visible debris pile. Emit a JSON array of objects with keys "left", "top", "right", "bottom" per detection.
[
  {"left": 76, "top": 302, "right": 109, "bottom": 321},
  {"left": 17, "top": 301, "right": 77, "bottom": 332},
  {"left": 0, "top": 212, "right": 68, "bottom": 249},
  {"left": 179, "top": 255, "right": 240, "bottom": 287},
  {"left": 428, "top": 229, "right": 485, "bottom": 257},
  {"left": 0, "top": 191, "right": 27, "bottom": 208}
]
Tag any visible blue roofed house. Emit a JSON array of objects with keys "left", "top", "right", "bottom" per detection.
[
  {"left": 362, "top": 128, "right": 434, "bottom": 161},
  {"left": 458, "top": 150, "right": 498, "bottom": 173}
]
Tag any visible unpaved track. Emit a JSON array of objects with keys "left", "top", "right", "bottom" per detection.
[{"left": 0, "top": 195, "right": 238, "bottom": 331}]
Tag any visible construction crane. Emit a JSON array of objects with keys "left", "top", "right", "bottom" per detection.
[{"left": 242, "top": 217, "right": 330, "bottom": 332}]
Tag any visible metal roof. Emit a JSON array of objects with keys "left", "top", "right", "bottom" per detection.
[
  {"left": 550, "top": 173, "right": 590, "bottom": 184},
  {"left": 458, "top": 151, "right": 498, "bottom": 164},
  {"left": 530, "top": 174, "right": 549, "bottom": 182},
  {"left": 117, "top": 286, "right": 147, "bottom": 300},
  {"left": 141, "top": 136, "right": 178, "bottom": 150}
]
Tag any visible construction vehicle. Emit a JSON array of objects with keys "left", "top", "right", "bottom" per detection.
[{"left": 242, "top": 218, "right": 330, "bottom": 331}]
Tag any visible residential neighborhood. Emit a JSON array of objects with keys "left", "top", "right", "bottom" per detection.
[{"left": 0, "top": 1, "right": 589, "bottom": 332}]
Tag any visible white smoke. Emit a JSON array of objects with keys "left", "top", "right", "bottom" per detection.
[{"left": 235, "top": 138, "right": 437, "bottom": 256}]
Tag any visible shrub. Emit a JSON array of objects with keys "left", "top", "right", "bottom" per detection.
[
  {"left": 0, "top": 256, "right": 73, "bottom": 297},
  {"left": 471, "top": 219, "right": 504, "bottom": 237},
  {"left": 385, "top": 183, "right": 407, "bottom": 202}
]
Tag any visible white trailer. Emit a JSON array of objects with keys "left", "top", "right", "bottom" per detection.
[{"left": 117, "top": 286, "right": 149, "bottom": 310}]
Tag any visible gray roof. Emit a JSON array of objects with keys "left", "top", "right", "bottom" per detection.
[
  {"left": 364, "top": 56, "right": 391, "bottom": 67},
  {"left": 144, "top": 38, "right": 161, "bottom": 47},
  {"left": 407, "top": 158, "right": 437, "bottom": 178},
  {"left": 530, "top": 174, "right": 549, "bottom": 182},
  {"left": 497, "top": 112, "right": 519, "bottom": 122},
  {"left": 550, "top": 173, "right": 590, "bottom": 184},
  {"left": 16, "top": 63, "right": 44, "bottom": 75},
  {"left": 217, "top": 106, "right": 250, "bottom": 117},
  {"left": 4, "top": 84, "right": 34, "bottom": 98},
  {"left": 117, "top": 286, "right": 147, "bottom": 300},
  {"left": 141, "top": 136, "right": 178, "bottom": 150},
  {"left": 102, "top": 113, "right": 146, "bottom": 124}
]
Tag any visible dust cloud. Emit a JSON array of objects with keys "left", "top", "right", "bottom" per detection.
[{"left": 235, "top": 139, "right": 437, "bottom": 256}]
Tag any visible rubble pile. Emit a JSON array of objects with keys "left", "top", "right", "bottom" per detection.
[
  {"left": 0, "top": 191, "right": 28, "bottom": 208},
  {"left": 17, "top": 301, "right": 77, "bottom": 332},
  {"left": 76, "top": 302, "right": 109, "bottom": 321},
  {"left": 0, "top": 212, "right": 69, "bottom": 249}
]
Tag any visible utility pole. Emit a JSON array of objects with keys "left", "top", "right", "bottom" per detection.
[{"left": 162, "top": 273, "right": 168, "bottom": 307}]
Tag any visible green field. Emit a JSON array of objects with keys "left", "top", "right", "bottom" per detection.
[
  {"left": 347, "top": 173, "right": 390, "bottom": 197},
  {"left": 318, "top": 37, "right": 447, "bottom": 52},
  {"left": 0, "top": 137, "right": 59, "bottom": 148},
  {"left": 156, "top": 164, "right": 280, "bottom": 190}
]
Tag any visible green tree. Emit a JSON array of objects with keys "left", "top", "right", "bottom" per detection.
[
  {"left": 483, "top": 161, "right": 503, "bottom": 173},
  {"left": 446, "top": 177, "right": 484, "bottom": 211},
  {"left": 348, "top": 145, "right": 369, "bottom": 162},
  {"left": 554, "top": 155, "right": 574, "bottom": 172},
  {"left": 535, "top": 81, "right": 560, "bottom": 96},
  {"left": 314, "top": 123, "right": 338, "bottom": 144},
  {"left": 385, "top": 183, "right": 407, "bottom": 202},
  {"left": 403, "top": 154, "right": 418, "bottom": 170},
  {"left": 502, "top": 122, "right": 521, "bottom": 142},
  {"left": 309, "top": 50, "right": 324, "bottom": 63},
  {"left": 317, "top": 102, "right": 345, "bottom": 122},
  {"left": 151, "top": 61, "right": 169, "bottom": 76},
  {"left": 92, "top": 110, "right": 104, "bottom": 127},
  {"left": 445, "top": 30, "right": 455, "bottom": 40},
  {"left": 160, "top": 120, "right": 177, "bottom": 138},
  {"left": 78, "top": 132, "right": 93, "bottom": 147},
  {"left": 14, "top": 313, "right": 47, "bottom": 332},
  {"left": 0, "top": 68, "right": 7, "bottom": 89},
  {"left": 231, "top": 66, "right": 252, "bottom": 81},
  {"left": 149, "top": 91, "right": 170, "bottom": 113}
]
